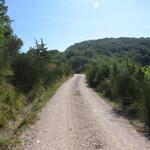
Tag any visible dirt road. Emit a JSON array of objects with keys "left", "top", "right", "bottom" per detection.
[{"left": 22, "top": 74, "right": 150, "bottom": 150}]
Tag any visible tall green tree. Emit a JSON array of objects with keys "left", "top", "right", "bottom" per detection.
[{"left": 0, "top": 0, "right": 22, "bottom": 57}]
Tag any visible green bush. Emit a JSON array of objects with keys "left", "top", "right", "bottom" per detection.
[
  {"left": 86, "top": 57, "right": 150, "bottom": 126},
  {"left": 140, "top": 80, "right": 150, "bottom": 127},
  {"left": 12, "top": 55, "right": 41, "bottom": 93}
]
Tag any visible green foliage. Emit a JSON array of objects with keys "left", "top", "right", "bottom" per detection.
[
  {"left": 140, "top": 80, "right": 150, "bottom": 127},
  {"left": 12, "top": 55, "right": 41, "bottom": 92},
  {"left": 65, "top": 38, "right": 150, "bottom": 72},
  {"left": 4, "top": 35, "right": 23, "bottom": 56},
  {"left": 27, "top": 40, "right": 72, "bottom": 86},
  {"left": 0, "top": 137, "right": 20, "bottom": 150},
  {"left": 0, "top": 0, "right": 12, "bottom": 40},
  {"left": 86, "top": 57, "right": 150, "bottom": 127},
  {"left": 0, "top": 0, "right": 72, "bottom": 135},
  {"left": 0, "top": 81, "right": 25, "bottom": 128},
  {"left": 0, "top": 0, "right": 22, "bottom": 76},
  {"left": 0, "top": 0, "right": 24, "bottom": 130},
  {"left": 12, "top": 39, "right": 72, "bottom": 94}
]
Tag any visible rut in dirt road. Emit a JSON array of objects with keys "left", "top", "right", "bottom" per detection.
[{"left": 22, "top": 74, "right": 150, "bottom": 150}]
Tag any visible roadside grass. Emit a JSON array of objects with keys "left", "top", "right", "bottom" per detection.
[
  {"left": 16, "top": 76, "right": 69, "bottom": 133},
  {"left": 0, "top": 76, "right": 70, "bottom": 150},
  {"left": 0, "top": 137, "right": 20, "bottom": 150}
]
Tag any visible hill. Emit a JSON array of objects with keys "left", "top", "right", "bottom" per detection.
[{"left": 65, "top": 38, "right": 150, "bottom": 72}]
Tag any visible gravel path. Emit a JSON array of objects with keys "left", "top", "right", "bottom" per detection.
[{"left": 22, "top": 74, "right": 150, "bottom": 150}]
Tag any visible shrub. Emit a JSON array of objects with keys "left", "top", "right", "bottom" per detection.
[
  {"left": 140, "top": 80, "right": 150, "bottom": 127},
  {"left": 12, "top": 55, "right": 41, "bottom": 93},
  {"left": 86, "top": 57, "right": 150, "bottom": 124}
]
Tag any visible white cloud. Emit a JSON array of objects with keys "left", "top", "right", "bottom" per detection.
[
  {"left": 68, "top": 0, "right": 101, "bottom": 9},
  {"left": 93, "top": 1, "right": 99, "bottom": 9}
]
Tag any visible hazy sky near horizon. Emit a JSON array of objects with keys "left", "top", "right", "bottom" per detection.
[{"left": 6, "top": 0, "right": 150, "bottom": 51}]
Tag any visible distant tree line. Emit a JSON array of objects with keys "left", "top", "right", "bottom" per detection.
[{"left": 65, "top": 38, "right": 150, "bottom": 72}]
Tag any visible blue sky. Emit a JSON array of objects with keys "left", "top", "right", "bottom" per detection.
[{"left": 6, "top": 0, "right": 150, "bottom": 52}]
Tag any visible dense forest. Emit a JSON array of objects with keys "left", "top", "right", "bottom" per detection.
[
  {"left": 65, "top": 38, "right": 150, "bottom": 72},
  {"left": 65, "top": 38, "right": 150, "bottom": 130},
  {"left": 0, "top": 0, "right": 72, "bottom": 148}
]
